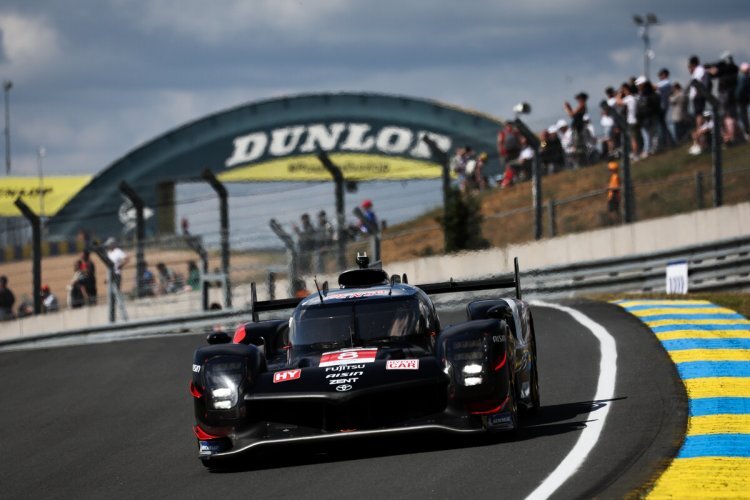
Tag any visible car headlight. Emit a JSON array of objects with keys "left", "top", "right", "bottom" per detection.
[
  {"left": 447, "top": 338, "right": 488, "bottom": 386},
  {"left": 204, "top": 359, "right": 246, "bottom": 410}
]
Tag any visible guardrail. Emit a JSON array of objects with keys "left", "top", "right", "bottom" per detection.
[
  {"left": 2, "top": 235, "right": 749, "bottom": 347},
  {"left": 520, "top": 235, "right": 750, "bottom": 297}
]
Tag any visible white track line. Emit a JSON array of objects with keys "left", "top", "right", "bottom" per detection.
[{"left": 525, "top": 301, "right": 618, "bottom": 500}]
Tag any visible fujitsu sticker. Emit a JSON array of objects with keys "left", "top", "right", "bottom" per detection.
[
  {"left": 319, "top": 348, "right": 378, "bottom": 367},
  {"left": 273, "top": 369, "right": 301, "bottom": 383},
  {"left": 386, "top": 359, "right": 419, "bottom": 370}
]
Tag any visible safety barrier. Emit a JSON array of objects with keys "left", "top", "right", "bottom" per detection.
[{"left": 521, "top": 235, "right": 750, "bottom": 298}]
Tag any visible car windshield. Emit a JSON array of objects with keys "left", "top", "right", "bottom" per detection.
[{"left": 290, "top": 297, "right": 420, "bottom": 349}]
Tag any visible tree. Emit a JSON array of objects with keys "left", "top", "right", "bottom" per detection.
[{"left": 440, "top": 189, "right": 489, "bottom": 253}]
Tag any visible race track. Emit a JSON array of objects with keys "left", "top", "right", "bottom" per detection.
[{"left": 0, "top": 300, "right": 686, "bottom": 499}]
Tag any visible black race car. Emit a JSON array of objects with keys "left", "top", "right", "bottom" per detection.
[{"left": 191, "top": 255, "right": 540, "bottom": 468}]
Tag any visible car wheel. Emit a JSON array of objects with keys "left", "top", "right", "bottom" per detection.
[
  {"left": 507, "top": 373, "right": 521, "bottom": 436},
  {"left": 528, "top": 335, "right": 541, "bottom": 415}
]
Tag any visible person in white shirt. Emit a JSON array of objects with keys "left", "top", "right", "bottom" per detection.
[
  {"left": 104, "top": 237, "right": 129, "bottom": 290},
  {"left": 688, "top": 55, "right": 710, "bottom": 134},
  {"left": 616, "top": 82, "right": 642, "bottom": 158}
]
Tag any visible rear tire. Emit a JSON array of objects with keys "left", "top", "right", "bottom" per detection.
[{"left": 529, "top": 330, "right": 541, "bottom": 414}]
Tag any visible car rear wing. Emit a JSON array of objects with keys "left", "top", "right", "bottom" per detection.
[
  {"left": 248, "top": 257, "right": 522, "bottom": 322},
  {"left": 417, "top": 256, "right": 522, "bottom": 300}
]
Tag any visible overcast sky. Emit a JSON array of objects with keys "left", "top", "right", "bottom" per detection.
[{"left": 1, "top": 0, "right": 748, "bottom": 177}]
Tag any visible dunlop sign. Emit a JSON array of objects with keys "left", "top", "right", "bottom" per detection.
[{"left": 219, "top": 122, "right": 453, "bottom": 182}]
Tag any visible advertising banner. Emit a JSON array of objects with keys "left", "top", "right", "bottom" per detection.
[{"left": 0, "top": 176, "right": 92, "bottom": 217}]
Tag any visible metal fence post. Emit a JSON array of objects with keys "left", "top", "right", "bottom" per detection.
[
  {"left": 513, "top": 119, "right": 543, "bottom": 239},
  {"left": 13, "top": 197, "right": 41, "bottom": 314},
  {"left": 267, "top": 271, "right": 276, "bottom": 301},
  {"left": 89, "top": 243, "right": 128, "bottom": 322},
  {"left": 600, "top": 101, "right": 634, "bottom": 223},
  {"left": 183, "top": 229, "right": 209, "bottom": 311},
  {"left": 547, "top": 199, "right": 557, "bottom": 238},
  {"left": 421, "top": 134, "right": 451, "bottom": 249},
  {"left": 269, "top": 218, "right": 299, "bottom": 297},
  {"left": 202, "top": 169, "right": 231, "bottom": 308},
  {"left": 118, "top": 181, "right": 146, "bottom": 297},
  {"left": 695, "top": 171, "right": 705, "bottom": 209},
  {"left": 317, "top": 152, "right": 347, "bottom": 271},
  {"left": 690, "top": 80, "right": 722, "bottom": 207}
]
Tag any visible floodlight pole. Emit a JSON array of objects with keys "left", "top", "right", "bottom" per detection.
[
  {"left": 633, "top": 14, "right": 658, "bottom": 80},
  {"left": 3, "top": 80, "right": 11, "bottom": 174}
]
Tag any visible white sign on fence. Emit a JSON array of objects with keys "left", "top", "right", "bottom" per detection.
[{"left": 666, "top": 260, "right": 689, "bottom": 294}]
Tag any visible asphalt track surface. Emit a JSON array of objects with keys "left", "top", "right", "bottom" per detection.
[{"left": 0, "top": 300, "right": 687, "bottom": 499}]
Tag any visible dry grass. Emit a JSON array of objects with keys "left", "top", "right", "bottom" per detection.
[{"left": 379, "top": 142, "right": 750, "bottom": 261}]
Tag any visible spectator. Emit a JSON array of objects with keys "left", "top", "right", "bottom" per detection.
[
  {"left": 616, "top": 82, "right": 642, "bottom": 159},
  {"left": 606, "top": 159, "right": 621, "bottom": 214},
  {"left": 186, "top": 261, "right": 201, "bottom": 291},
  {"left": 104, "top": 237, "right": 129, "bottom": 290},
  {"left": 564, "top": 92, "right": 589, "bottom": 166},
  {"left": 315, "top": 210, "right": 335, "bottom": 272},
  {"left": 582, "top": 114, "right": 599, "bottom": 162},
  {"left": 689, "top": 111, "right": 714, "bottom": 155},
  {"left": 635, "top": 76, "right": 662, "bottom": 155},
  {"left": 499, "top": 159, "right": 515, "bottom": 188},
  {"left": 68, "top": 260, "right": 86, "bottom": 309},
  {"left": 140, "top": 262, "right": 156, "bottom": 296},
  {"left": 512, "top": 137, "right": 535, "bottom": 181},
  {"left": 556, "top": 119, "right": 575, "bottom": 166},
  {"left": 656, "top": 68, "right": 676, "bottom": 148},
  {"left": 0, "top": 275, "right": 15, "bottom": 320},
  {"left": 358, "top": 199, "right": 378, "bottom": 234},
  {"left": 669, "top": 82, "right": 691, "bottom": 144},
  {"left": 497, "top": 123, "right": 522, "bottom": 173},
  {"left": 541, "top": 126, "right": 565, "bottom": 174},
  {"left": 41, "top": 284, "right": 59, "bottom": 313},
  {"left": 688, "top": 55, "right": 710, "bottom": 127},
  {"left": 156, "top": 262, "right": 181, "bottom": 294},
  {"left": 17, "top": 299, "right": 33, "bottom": 318},
  {"left": 463, "top": 152, "right": 478, "bottom": 192},
  {"left": 600, "top": 87, "right": 618, "bottom": 156},
  {"left": 449, "top": 146, "right": 468, "bottom": 190},
  {"left": 706, "top": 51, "right": 740, "bottom": 144},
  {"left": 293, "top": 213, "right": 316, "bottom": 274},
  {"left": 473, "top": 152, "right": 488, "bottom": 190},
  {"left": 79, "top": 250, "right": 97, "bottom": 305},
  {"left": 737, "top": 62, "right": 750, "bottom": 140}
]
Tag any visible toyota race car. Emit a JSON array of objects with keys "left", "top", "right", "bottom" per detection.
[{"left": 191, "top": 255, "right": 540, "bottom": 468}]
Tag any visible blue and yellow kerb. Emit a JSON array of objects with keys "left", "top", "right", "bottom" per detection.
[{"left": 617, "top": 300, "right": 750, "bottom": 498}]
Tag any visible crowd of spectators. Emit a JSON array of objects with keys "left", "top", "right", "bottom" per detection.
[{"left": 493, "top": 51, "right": 750, "bottom": 191}]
